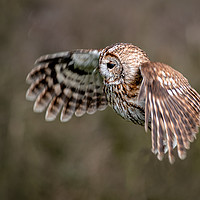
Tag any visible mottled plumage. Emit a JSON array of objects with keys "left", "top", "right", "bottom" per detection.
[
  {"left": 26, "top": 50, "right": 107, "bottom": 122},
  {"left": 26, "top": 43, "right": 200, "bottom": 164}
]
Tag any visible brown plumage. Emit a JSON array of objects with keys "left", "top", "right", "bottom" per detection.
[{"left": 26, "top": 43, "right": 200, "bottom": 164}]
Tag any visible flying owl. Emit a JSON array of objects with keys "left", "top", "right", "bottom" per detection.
[{"left": 26, "top": 43, "right": 200, "bottom": 164}]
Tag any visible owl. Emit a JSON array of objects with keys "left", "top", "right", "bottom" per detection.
[{"left": 26, "top": 43, "right": 200, "bottom": 164}]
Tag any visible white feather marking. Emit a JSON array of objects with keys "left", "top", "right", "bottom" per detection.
[
  {"left": 163, "top": 80, "right": 168, "bottom": 86},
  {"left": 169, "top": 77, "right": 176, "bottom": 85},
  {"left": 73, "top": 92, "right": 79, "bottom": 99},
  {"left": 68, "top": 61, "right": 74, "bottom": 66},
  {"left": 45, "top": 110, "right": 56, "bottom": 121},
  {"left": 168, "top": 90, "right": 173, "bottom": 96},
  {"left": 57, "top": 73, "right": 65, "bottom": 82},
  {"left": 26, "top": 89, "right": 36, "bottom": 101},
  {"left": 54, "top": 84, "right": 61, "bottom": 95},
  {"left": 162, "top": 71, "right": 166, "bottom": 77},
  {"left": 172, "top": 89, "right": 177, "bottom": 96},
  {"left": 176, "top": 88, "right": 182, "bottom": 95},
  {"left": 157, "top": 76, "right": 163, "bottom": 84},
  {"left": 64, "top": 88, "right": 71, "bottom": 97},
  {"left": 55, "top": 64, "right": 61, "bottom": 72},
  {"left": 60, "top": 112, "right": 72, "bottom": 122},
  {"left": 179, "top": 87, "right": 184, "bottom": 94},
  {"left": 45, "top": 68, "right": 51, "bottom": 75},
  {"left": 46, "top": 77, "right": 53, "bottom": 86}
]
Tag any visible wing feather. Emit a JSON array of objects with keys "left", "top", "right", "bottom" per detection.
[
  {"left": 154, "top": 98, "right": 165, "bottom": 160},
  {"left": 26, "top": 50, "right": 108, "bottom": 121},
  {"left": 144, "top": 82, "right": 150, "bottom": 132},
  {"left": 149, "top": 90, "right": 158, "bottom": 154},
  {"left": 139, "top": 62, "right": 200, "bottom": 163},
  {"left": 159, "top": 99, "right": 176, "bottom": 163},
  {"left": 33, "top": 87, "right": 54, "bottom": 113}
]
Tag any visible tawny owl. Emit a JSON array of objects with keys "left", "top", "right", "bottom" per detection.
[{"left": 26, "top": 43, "right": 200, "bottom": 164}]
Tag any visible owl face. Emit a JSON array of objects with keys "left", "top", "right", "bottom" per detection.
[
  {"left": 99, "top": 43, "right": 149, "bottom": 85},
  {"left": 99, "top": 53, "right": 124, "bottom": 85}
]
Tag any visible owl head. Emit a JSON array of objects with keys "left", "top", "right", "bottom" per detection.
[{"left": 99, "top": 43, "right": 149, "bottom": 85}]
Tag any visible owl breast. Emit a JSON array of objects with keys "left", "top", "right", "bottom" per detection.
[{"left": 104, "top": 83, "right": 146, "bottom": 126}]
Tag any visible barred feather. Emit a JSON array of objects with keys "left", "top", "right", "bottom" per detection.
[
  {"left": 139, "top": 62, "right": 200, "bottom": 163},
  {"left": 26, "top": 50, "right": 108, "bottom": 122}
]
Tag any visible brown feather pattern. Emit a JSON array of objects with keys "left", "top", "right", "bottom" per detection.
[{"left": 139, "top": 62, "right": 200, "bottom": 163}]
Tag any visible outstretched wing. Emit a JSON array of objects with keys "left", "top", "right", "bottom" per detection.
[
  {"left": 26, "top": 49, "right": 108, "bottom": 122},
  {"left": 138, "top": 62, "right": 200, "bottom": 164}
]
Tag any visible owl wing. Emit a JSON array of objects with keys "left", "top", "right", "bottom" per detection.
[
  {"left": 138, "top": 62, "right": 200, "bottom": 163},
  {"left": 26, "top": 49, "right": 108, "bottom": 122}
]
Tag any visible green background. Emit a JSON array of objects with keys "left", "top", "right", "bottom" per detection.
[{"left": 1, "top": 0, "right": 200, "bottom": 199}]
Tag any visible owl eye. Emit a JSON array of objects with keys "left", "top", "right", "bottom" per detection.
[{"left": 107, "top": 62, "right": 116, "bottom": 69}]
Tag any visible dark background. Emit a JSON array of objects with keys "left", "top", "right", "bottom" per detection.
[{"left": 1, "top": 0, "right": 200, "bottom": 199}]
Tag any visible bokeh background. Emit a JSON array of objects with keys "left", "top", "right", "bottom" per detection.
[{"left": 1, "top": 0, "right": 200, "bottom": 199}]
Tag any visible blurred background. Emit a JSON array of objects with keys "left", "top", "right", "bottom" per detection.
[{"left": 1, "top": 0, "right": 200, "bottom": 199}]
